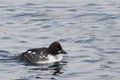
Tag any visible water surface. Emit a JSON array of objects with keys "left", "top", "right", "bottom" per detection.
[{"left": 0, "top": 0, "right": 120, "bottom": 80}]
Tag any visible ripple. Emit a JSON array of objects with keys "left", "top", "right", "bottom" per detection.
[
  {"left": 13, "top": 13, "right": 47, "bottom": 17},
  {"left": 97, "top": 15, "right": 118, "bottom": 21},
  {"left": 0, "top": 50, "right": 15, "bottom": 62},
  {"left": 82, "top": 59, "right": 102, "bottom": 63},
  {"left": 30, "top": 18, "right": 51, "bottom": 22},
  {"left": 74, "top": 13, "right": 108, "bottom": 18},
  {"left": 75, "top": 38, "right": 94, "bottom": 43},
  {"left": 0, "top": 50, "right": 12, "bottom": 54},
  {"left": 100, "top": 64, "right": 111, "bottom": 69},
  {"left": 107, "top": 61, "right": 116, "bottom": 64},
  {"left": 5, "top": 8, "right": 16, "bottom": 11},
  {"left": 19, "top": 40, "right": 27, "bottom": 43},
  {"left": 6, "top": 22, "right": 14, "bottom": 24},
  {"left": 1, "top": 37, "right": 11, "bottom": 39},
  {"left": 41, "top": 25, "right": 51, "bottom": 28},
  {"left": 104, "top": 51, "right": 118, "bottom": 54},
  {"left": 67, "top": 8, "right": 78, "bottom": 12},
  {"left": 35, "top": 36, "right": 50, "bottom": 39},
  {"left": 0, "top": 6, "right": 10, "bottom": 8},
  {"left": 42, "top": 5, "right": 71, "bottom": 8},
  {"left": 58, "top": 39, "right": 67, "bottom": 42},
  {"left": 112, "top": 35, "right": 120, "bottom": 37},
  {"left": 85, "top": 3, "right": 100, "bottom": 6},
  {"left": 24, "top": 3, "right": 37, "bottom": 6},
  {"left": 77, "top": 55, "right": 90, "bottom": 58},
  {"left": 15, "top": 78, "right": 29, "bottom": 80}
]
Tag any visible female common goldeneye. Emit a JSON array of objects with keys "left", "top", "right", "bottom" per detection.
[{"left": 21, "top": 41, "right": 67, "bottom": 64}]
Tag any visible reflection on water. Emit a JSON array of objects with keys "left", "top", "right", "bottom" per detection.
[
  {"left": 22, "top": 61, "right": 68, "bottom": 80},
  {"left": 30, "top": 61, "right": 67, "bottom": 75}
]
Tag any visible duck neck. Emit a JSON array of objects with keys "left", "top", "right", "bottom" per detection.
[{"left": 48, "top": 49, "right": 58, "bottom": 56}]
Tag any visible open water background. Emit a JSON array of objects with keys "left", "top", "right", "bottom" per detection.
[{"left": 0, "top": 0, "right": 120, "bottom": 80}]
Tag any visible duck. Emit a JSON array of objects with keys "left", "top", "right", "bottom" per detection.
[{"left": 21, "top": 41, "right": 67, "bottom": 64}]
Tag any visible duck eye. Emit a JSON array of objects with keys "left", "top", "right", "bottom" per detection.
[{"left": 56, "top": 48, "right": 59, "bottom": 50}]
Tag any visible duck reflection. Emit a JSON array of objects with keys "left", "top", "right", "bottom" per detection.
[
  {"left": 49, "top": 62, "right": 65, "bottom": 75},
  {"left": 29, "top": 60, "right": 68, "bottom": 76}
]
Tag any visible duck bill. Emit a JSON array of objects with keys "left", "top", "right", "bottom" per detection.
[{"left": 58, "top": 50, "right": 67, "bottom": 54}]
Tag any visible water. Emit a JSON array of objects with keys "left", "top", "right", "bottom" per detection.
[{"left": 0, "top": 0, "right": 120, "bottom": 80}]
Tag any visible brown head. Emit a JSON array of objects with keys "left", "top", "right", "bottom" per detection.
[{"left": 48, "top": 41, "right": 67, "bottom": 55}]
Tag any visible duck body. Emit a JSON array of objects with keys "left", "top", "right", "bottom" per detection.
[{"left": 21, "top": 42, "right": 67, "bottom": 64}]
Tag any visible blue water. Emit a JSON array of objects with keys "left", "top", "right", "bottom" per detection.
[{"left": 0, "top": 0, "right": 120, "bottom": 80}]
